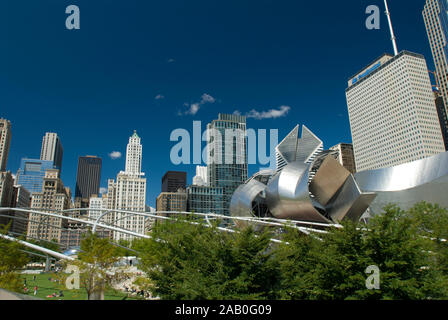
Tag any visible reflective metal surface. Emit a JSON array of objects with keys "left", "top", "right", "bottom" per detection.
[
  {"left": 265, "top": 161, "right": 331, "bottom": 223},
  {"left": 231, "top": 179, "right": 266, "bottom": 222},
  {"left": 309, "top": 156, "right": 351, "bottom": 206},
  {"left": 326, "top": 175, "right": 377, "bottom": 222},
  {"left": 354, "top": 151, "right": 448, "bottom": 215}
]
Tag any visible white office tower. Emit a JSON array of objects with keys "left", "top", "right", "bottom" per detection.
[
  {"left": 125, "top": 130, "right": 143, "bottom": 176},
  {"left": 275, "top": 125, "right": 323, "bottom": 173},
  {"left": 113, "top": 131, "right": 147, "bottom": 241},
  {"left": 346, "top": 51, "right": 446, "bottom": 172},
  {"left": 40, "top": 132, "right": 63, "bottom": 169},
  {"left": 192, "top": 166, "right": 208, "bottom": 186}
]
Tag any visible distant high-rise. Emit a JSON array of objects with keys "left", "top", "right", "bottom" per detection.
[
  {"left": 346, "top": 51, "right": 446, "bottom": 172},
  {"left": 192, "top": 166, "right": 207, "bottom": 186},
  {"left": 125, "top": 130, "right": 143, "bottom": 175},
  {"left": 207, "top": 114, "right": 248, "bottom": 216},
  {"left": 27, "top": 169, "right": 71, "bottom": 243},
  {"left": 423, "top": 0, "right": 448, "bottom": 111},
  {"left": 110, "top": 131, "right": 147, "bottom": 241},
  {"left": 16, "top": 159, "right": 55, "bottom": 193},
  {"left": 329, "top": 143, "right": 357, "bottom": 174},
  {"left": 0, "top": 118, "right": 12, "bottom": 172},
  {"left": 156, "top": 189, "right": 187, "bottom": 213},
  {"left": 40, "top": 133, "right": 63, "bottom": 170},
  {"left": 74, "top": 156, "right": 102, "bottom": 201},
  {"left": 161, "top": 171, "right": 186, "bottom": 193},
  {"left": 10, "top": 185, "right": 31, "bottom": 235},
  {"left": 434, "top": 90, "right": 448, "bottom": 150},
  {"left": 0, "top": 171, "right": 14, "bottom": 226}
]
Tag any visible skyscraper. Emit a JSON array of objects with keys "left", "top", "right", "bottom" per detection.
[
  {"left": 161, "top": 171, "right": 187, "bottom": 193},
  {"left": 0, "top": 171, "right": 14, "bottom": 226},
  {"left": 0, "top": 118, "right": 12, "bottom": 172},
  {"left": 125, "top": 130, "right": 143, "bottom": 175},
  {"left": 74, "top": 156, "right": 102, "bottom": 201},
  {"left": 192, "top": 166, "right": 208, "bottom": 186},
  {"left": 27, "top": 169, "right": 71, "bottom": 243},
  {"left": 40, "top": 132, "right": 63, "bottom": 170},
  {"left": 329, "top": 143, "right": 357, "bottom": 174},
  {"left": 346, "top": 51, "right": 446, "bottom": 172},
  {"left": 110, "top": 131, "right": 147, "bottom": 241},
  {"left": 206, "top": 114, "right": 248, "bottom": 216},
  {"left": 423, "top": 0, "right": 448, "bottom": 111},
  {"left": 16, "top": 158, "right": 55, "bottom": 193}
]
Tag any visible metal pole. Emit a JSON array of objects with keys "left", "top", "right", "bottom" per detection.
[{"left": 384, "top": 0, "right": 398, "bottom": 55}]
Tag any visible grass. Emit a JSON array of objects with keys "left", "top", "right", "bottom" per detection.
[{"left": 20, "top": 272, "right": 138, "bottom": 300}]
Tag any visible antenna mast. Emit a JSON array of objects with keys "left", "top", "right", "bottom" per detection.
[{"left": 384, "top": 0, "right": 398, "bottom": 56}]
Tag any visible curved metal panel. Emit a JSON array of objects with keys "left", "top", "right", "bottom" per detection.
[
  {"left": 326, "top": 175, "right": 377, "bottom": 222},
  {"left": 354, "top": 152, "right": 448, "bottom": 215},
  {"left": 355, "top": 151, "right": 448, "bottom": 192},
  {"left": 265, "top": 161, "right": 330, "bottom": 223},
  {"left": 309, "top": 156, "right": 351, "bottom": 206},
  {"left": 231, "top": 179, "right": 265, "bottom": 214}
]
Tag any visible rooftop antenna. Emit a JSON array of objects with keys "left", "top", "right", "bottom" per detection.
[{"left": 384, "top": 0, "right": 398, "bottom": 56}]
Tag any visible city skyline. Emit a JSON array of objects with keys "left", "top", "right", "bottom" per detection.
[{"left": 0, "top": 0, "right": 442, "bottom": 207}]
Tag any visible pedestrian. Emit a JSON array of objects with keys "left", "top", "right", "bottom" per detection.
[
  {"left": 34, "top": 286, "right": 38, "bottom": 296},
  {"left": 33, "top": 275, "right": 36, "bottom": 281}
]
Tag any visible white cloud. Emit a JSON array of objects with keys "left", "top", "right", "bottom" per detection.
[
  {"left": 183, "top": 93, "right": 216, "bottom": 115},
  {"left": 108, "top": 151, "right": 122, "bottom": 160},
  {"left": 155, "top": 94, "right": 165, "bottom": 100},
  {"left": 246, "top": 105, "right": 291, "bottom": 120},
  {"left": 100, "top": 187, "right": 107, "bottom": 194}
]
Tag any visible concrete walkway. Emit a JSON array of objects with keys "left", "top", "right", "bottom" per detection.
[{"left": 0, "top": 288, "right": 42, "bottom": 300}]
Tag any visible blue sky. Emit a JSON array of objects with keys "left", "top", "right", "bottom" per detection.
[{"left": 0, "top": 0, "right": 435, "bottom": 207}]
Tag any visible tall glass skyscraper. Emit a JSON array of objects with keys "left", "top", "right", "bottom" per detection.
[
  {"left": 16, "top": 158, "right": 55, "bottom": 193},
  {"left": 423, "top": 0, "right": 448, "bottom": 112},
  {"left": 206, "top": 114, "right": 248, "bottom": 216},
  {"left": 74, "top": 156, "right": 102, "bottom": 200}
]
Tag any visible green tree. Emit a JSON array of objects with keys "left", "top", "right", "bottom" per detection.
[
  {"left": 0, "top": 224, "right": 29, "bottom": 292},
  {"left": 137, "top": 217, "right": 279, "bottom": 300},
  {"left": 60, "top": 232, "right": 128, "bottom": 300},
  {"left": 274, "top": 204, "right": 448, "bottom": 300}
]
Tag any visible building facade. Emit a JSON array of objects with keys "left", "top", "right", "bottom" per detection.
[
  {"left": 329, "top": 143, "right": 357, "bottom": 174},
  {"left": 423, "top": 0, "right": 448, "bottom": 111},
  {"left": 10, "top": 185, "right": 31, "bottom": 235},
  {"left": 0, "top": 171, "right": 14, "bottom": 226},
  {"left": 187, "top": 185, "right": 225, "bottom": 216},
  {"left": 16, "top": 159, "right": 55, "bottom": 194},
  {"left": 40, "top": 132, "right": 63, "bottom": 170},
  {"left": 0, "top": 118, "right": 11, "bottom": 172},
  {"left": 27, "top": 169, "right": 71, "bottom": 243},
  {"left": 207, "top": 114, "right": 248, "bottom": 216},
  {"left": 156, "top": 189, "right": 188, "bottom": 213},
  {"left": 161, "top": 171, "right": 187, "bottom": 193},
  {"left": 346, "top": 51, "right": 446, "bottom": 172},
  {"left": 74, "top": 156, "right": 102, "bottom": 201},
  {"left": 434, "top": 90, "right": 448, "bottom": 150}
]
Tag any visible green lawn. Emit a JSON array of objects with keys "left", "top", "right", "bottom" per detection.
[{"left": 20, "top": 273, "right": 138, "bottom": 300}]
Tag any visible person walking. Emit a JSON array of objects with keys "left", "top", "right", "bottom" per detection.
[{"left": 33, "top": 286, "right": 38, "bottom": 296}]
